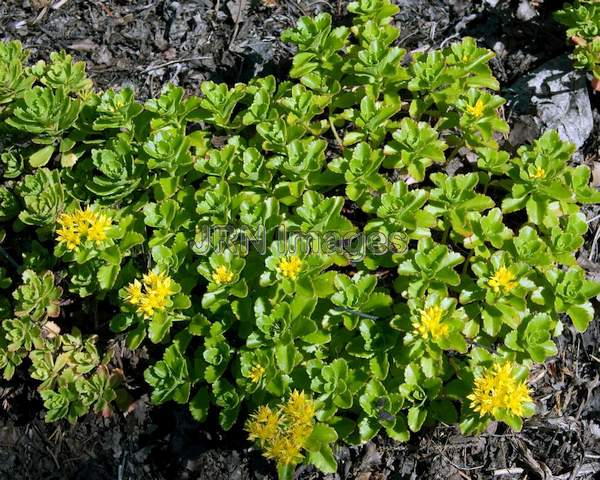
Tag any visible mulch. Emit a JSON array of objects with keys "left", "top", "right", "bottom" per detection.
[{"left": 1, "top": 1, "right": 600, "bottom": 478}]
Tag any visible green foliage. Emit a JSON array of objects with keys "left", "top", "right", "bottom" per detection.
[
  {"left": 13, "top": 270, "right": 62, "bottom": 320},
  {"left": 0, "top": 2, "right": 599, "bottom": 478},
  {"left": 32, "top": 51, "right": 93, "bottom": 94},
  {"left": 0, "top": 40, "right": 34, "bottom": 108},
  {"left": 0, "top": 186, "right": 19, "bottom": 221},
  {"left": 555, "top": 0, "right": 600, "bottom": 79},
  {"left": 17, "top": 168, "right": 64, "bottom": 227}
]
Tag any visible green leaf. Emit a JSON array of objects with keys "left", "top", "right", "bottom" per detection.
[
  {"left": 291, "top": 285, "right": 317, "bottom": 319},
  {"left": 275, "top": 342, "right": 296, "bottom": 373},
  {"left": 369, "top": 352, "right": 389, "bottom": 380},
  {"left": 188, "top": 314, "right": 210, "bottom": 336},
  {"left": 110, "top": 313, "right": 135, "bottom": 332},
  {"left": 172, "top": 294, "right": 192, "bottom": 310},
  {"left": 126, "top": 323, "right": 147, "bottom": 350},
  {"left": 189, "top": 388, "right": 210, "bottom": 422},
  {"left": 313, "top": 271, "right": 338, "bottom": 298},
  {"left": 100, "top": 245, "right": 122, "bottom": 265},
  {"left": 219, "top": 406, "right": 240, "bottom": 430},
  {"left": 495, "top": 409, "right": 523, "bottom": 431},
  {"left": 148, "top": 312, "right": 173, "bottom": 343},
  {"left": 385, "top": 415, "right": 410, "bottom": 442},
  {"left": 407, "top": 406, "right": 427, "bottom": 432},
  {"left": 357, "top": 416, "right": 380, "bottom": 442},
  {"left": 308, "top": 423, "right": 338, "bottom": 445},
  {"left": 308, "top": 444, "right": 337, "bottom": 474},
  {"left": 567, "top": 302, "right": 594, "bottom": 332},
  {"left": 97, "top": 264, "right": 120, "bottom": 290},
  {"left": 429, "top": 400, "right": 457, "bottom": 424},
  {"left": 29, "top": 145, "right": 55, "bottom": 167},
  {"left": 119, "top": 232, "right": 145, "bottom": 252}
]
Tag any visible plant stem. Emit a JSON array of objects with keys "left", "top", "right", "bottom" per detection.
[
  {"left": 462, "top": 254, "right": 472, "bottom": 274},
  {"left": 328, "top": 116, "right": 344, "bottom": 150},
  {"left": 441, "top": 224, "right": 450, "bottom": 244}
]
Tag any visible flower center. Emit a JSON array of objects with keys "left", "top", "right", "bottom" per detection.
[
  {"left": 417, "top": 305, "right": 449, "bottom": 340},
  {"left": 248, "top": 365, "right": 265, "bottom": 383},
  {"left": 212, "top": 265, "right": 234, "bottom": 285},
  {"left": 531, "top": 166, "right": 545, "bottom": 179},
  {"left": 466, "top": 99, "right": 485, "bottom": 118},
  {"left": 488, "top": 266, "right": 517, "bottom": 294},
  {"left": 278, "top": 256, "right": 302, "bottom": 280}
]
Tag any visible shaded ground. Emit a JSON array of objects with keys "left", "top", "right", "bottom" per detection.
[
  {"left": 1, "top": 0, "right": 600, "bottom": 479},
  {"left": 0, "top": 0, "right": 567, "bottom": 98}
]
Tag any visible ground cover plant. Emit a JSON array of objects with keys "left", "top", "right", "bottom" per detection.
[
  {"left": 0, "top": 1, "right": 599, "bottom": 478},
  {"left": 555, "top": 0, "right": 600, "bottom": 89}
]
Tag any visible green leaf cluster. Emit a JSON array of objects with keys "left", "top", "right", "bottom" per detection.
[
  {"left": 0, "top": 1, "right": 598, "bottom": 477},
  {"left": 555, "top": 0, "right": 600, "bottom": 79}
]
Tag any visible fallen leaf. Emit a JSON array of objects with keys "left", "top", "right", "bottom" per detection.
[{"left": 591, "top": 161, "right": 600, "bottom": 187}]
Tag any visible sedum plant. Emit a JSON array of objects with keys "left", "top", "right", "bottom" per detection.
[
  {"left": 0, "top": 1, "right": 599, "bottom": 478},
  {"left": 555, "top": 0, "right": 600, "bottom": 89}
]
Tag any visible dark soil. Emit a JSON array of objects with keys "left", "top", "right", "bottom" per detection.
[{"left": 1, "top": 1, "right": 600, "bottom": 479}]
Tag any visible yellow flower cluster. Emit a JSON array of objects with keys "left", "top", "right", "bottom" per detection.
[
  {"left": 246, "top": 390, "right": 316, "bottom": 466},
  {"left": 125, "top": 271, "right": 174, "bottom": 318},
  {"left": 466, "top": 99, "right": 485, "bottom": 118},
  {"left": 56, "top": 207, "right": 112, "bottom": 251},
  {"left": 468, "top": 363, "right": 533, "bottom": 417},
  {"left": 212, "top": 265, "right": 234, "bottom": 285},
  {"left": 278, "top": 255, "right": 302, "bottom": 280},
  {"left": 416, "top": 305, "right": 449, "bottom": 340},
  {"left": 248, "top": 365, "right": 265, "bottom": 384},
  {"left": 488, "top": 266, "right": 518, "bottom": 294},
  {"left": 531, "top": 166, "right": 545, "bottom": 179}
]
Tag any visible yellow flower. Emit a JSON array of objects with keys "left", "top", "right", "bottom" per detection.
[
  {"left": 488, "top": 266, "right": 517, "bottom": 294},
  {"left": 531, "top": 166, "right": 545, "bottom": 179},
  {"left": 56, "top": 225, "right": 81, "bottom": 251},
  {"left": 125, "top": 279, "right": 144, "bottom": 306},
  {"left": 246, "top": 391, "right": 316, "bottom": 467},
  {"left": 137, "top": 297, "right": 155, "bottom": 318},
  {"left": 87, "top": 213, "right": 111, "bottom": 243},
  {"left": 142, "top": 271, "right": 162, "bottom": 289},
  {"left": 246, "top": 405, "right": 280, "bottom": 443},
  {"left": 212, "top": 265, "right": 234, "bottom": 285},
  {"left": 248, "top": 365, "right": 265, "bottom": 383},
  {"left": 466, "top": 99, "right": 485, "bottom": 118},
  {"left": 246, "top": 419, "right": 265, "bottom": 443},
  {"left": 264, "top": 435, "right": 303, "bottom": 465},
  {"left": 278, "top": 256, "right": 302, "bottom": 280},
  {"left": 75, "top": 207, "right": 96, "bottom": 220},
  {"left": 139, "top": 290, "right": 168, "bottom": 317},
  {"left": 254, "top": 404, "right": 276, "bottom": 424},
  {"left": 55, "top": 207, "right": 112, "bottom": 250},
  {"left": 506, "top": 382, "right": 532, "bottom": 416},
  {"left": 493, "top": 362, "right": 513, "bottom": 384},
  {"left": 58, "top": 212, "right": 77, "bottom": 228},
  {"left": 56, "top": 212, "right": 81, "bottom": 250},
  {"left": 126, "top": 271, "right": 174, "bottom": 318},
  {"left": 283, "top": 390, "right": 316, "bottom": 426},
  {"left": 416, "top": 305, "right": 449, "bottom": 340},
  {"left": 75, "top": 207, "right": 96, "bottom": 235},
  {"left": 467, "top": 362, "right": 533, "bottom": 418},
  {"left": 143, "top": 271, "right": 173, "bottom": 297},
  {"left": 288, "top": 421, "right": 313, "bottom": 445}
]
